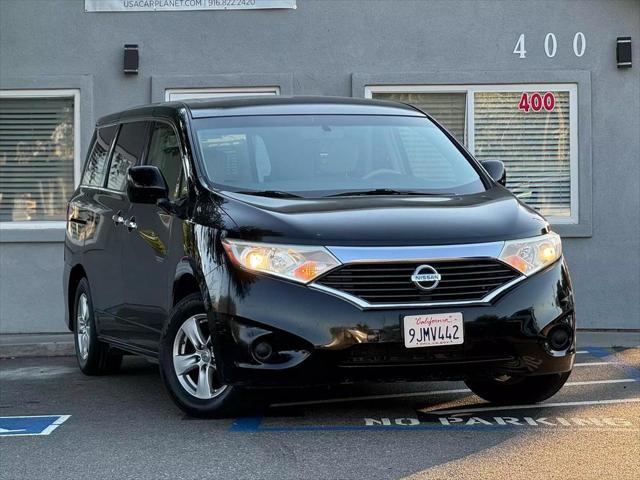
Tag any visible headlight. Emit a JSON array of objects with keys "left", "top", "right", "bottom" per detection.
[
  {"left": 498, "top": 232, "right": 562, "bottom": 276},
  {"left": 222, "top": 239, "right": 341, "bottom": 284}
]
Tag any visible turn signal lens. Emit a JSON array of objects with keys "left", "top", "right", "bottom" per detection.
[
  {"left": 503, "top": 254, "right": 530, "bottom": 274},
  {"left": 499, "top": 232, "right": 562, "bottom": 276},
  {"left": 222, "top": 239, "right": 340, "bottom": 284},
  {"left": 292, "top": 261, "right": 319, "bottom": 282}
]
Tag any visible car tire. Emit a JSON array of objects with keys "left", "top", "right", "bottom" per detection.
[
  {"left": 465, "top": 370, "right": 571, "bottom": 405},
  {"left": 159, "top": 293, "right": 253, "bottom": 418},
  {"left": 73, "top": 278, "right": 123, "bottom": 375}
]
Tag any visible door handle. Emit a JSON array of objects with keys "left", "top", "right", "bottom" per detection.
[
  {"left": 125, "top": 217, "right": 137, "bottom": 232},
  {"left": 112, "top": 211, "right": 125, "bottom": 226}
]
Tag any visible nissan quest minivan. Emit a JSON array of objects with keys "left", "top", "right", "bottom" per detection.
[{"left": 64, "top": 96, "right": 575, "bottom": 417}]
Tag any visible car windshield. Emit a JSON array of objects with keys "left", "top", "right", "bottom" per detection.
[{"left": 192, "top": 114, "right": 485, "bottom": 197}]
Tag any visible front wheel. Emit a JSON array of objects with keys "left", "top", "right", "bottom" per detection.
[
  {"left": 465, "top": 371, "right": 571, "bottom": 405},
  {"left": 159, "top": 293, "right": 252, "bottom": 418}
]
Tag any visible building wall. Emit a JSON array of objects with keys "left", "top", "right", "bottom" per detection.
[
  {"left": 0, "top": 243, "right": 65, "bottom": 334},
  {"left": 0, "top": 0, "right": 638, "bottom": 333}
]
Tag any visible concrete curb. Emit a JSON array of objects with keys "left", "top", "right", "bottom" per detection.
[
  {"left": 0, "top": 331, "right": 637, "bottom": 359},
  {"left": 0, "top": 333, "right": 74, "bottom": 359},
  {"left": 577, "top": 331, "right": 640, "bottom": 349}
]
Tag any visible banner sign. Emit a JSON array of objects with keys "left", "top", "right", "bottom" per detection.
[{"left": 85, "top": 0, "right": 296, "bottom": 12}]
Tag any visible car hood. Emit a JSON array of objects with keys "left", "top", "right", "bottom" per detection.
[{"left": 217, "top": 186, "right": 548, "bottom": 246}]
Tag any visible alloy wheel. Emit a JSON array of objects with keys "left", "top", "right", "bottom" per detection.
[
  {"left": 76, "top": 293, "right": 91, "bottom": 360},
  {"left": 172, "top": 314, "right": 227, "bottom": 400}
]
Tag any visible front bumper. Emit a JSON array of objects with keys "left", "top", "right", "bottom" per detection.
[{"left": 210, "top": 259, "right": 575, "bottom": 387}]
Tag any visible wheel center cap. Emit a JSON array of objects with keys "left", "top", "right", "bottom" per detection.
[{"left": 200, "top": 350, "right": 212, "bottom": 363}]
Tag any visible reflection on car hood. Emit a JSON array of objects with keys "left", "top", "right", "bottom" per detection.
[{"left": 219, "top": 187, "right": 548, "bottom": 246}]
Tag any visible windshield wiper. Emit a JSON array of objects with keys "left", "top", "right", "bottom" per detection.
[
  {"left": 234, "top": 190, "right": 304, "bottom": 199},
  {"left": 327, "top": 188, "right": 445, "bottom": 197}
]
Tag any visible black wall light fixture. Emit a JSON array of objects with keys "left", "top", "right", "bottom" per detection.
[
  {"left": 616, "top": 37, "right": 631, "bottom": 68},
  {"left": 124, "top": 44, "right": 139, "bottom": 74}
]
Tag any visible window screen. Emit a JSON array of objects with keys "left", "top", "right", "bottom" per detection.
[
  {"left": 474, "top": 91, "right": 571, "bottom": 218},
  {"left": 82, "top": 125, "right": 117, "bottom": 187},
  {"left": 107, "top": 121, "right": 148, "bottom": 191},
  {"left": 372, "top": 92, "right": 467, "bottom": 144},
  {"left": 0, "top": 96, "right": 75, "bottom": 222},
  {"left": 369, "top": 86, "right": 575, "bottom": 220}
]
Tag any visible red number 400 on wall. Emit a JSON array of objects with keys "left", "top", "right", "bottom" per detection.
[{"left": 518, "top": 92, "right": 555, "bottom": 112}]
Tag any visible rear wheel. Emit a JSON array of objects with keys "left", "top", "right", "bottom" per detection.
[
  {"left": 159, "top": 293, "right": 252, "bottom": 418},
  {"left": 465, "top": 371, "right": 571, "bottom": 405},
  {"left": 73, "top": 278, "right": 122, "bottom": 375}
]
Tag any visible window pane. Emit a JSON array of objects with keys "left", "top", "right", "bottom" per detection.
[
  {"left": 194, "top": 115, "right": 484, "bottom": 196},
  {"left": 474, "top": 91, "right": 571, "bottom": 218},
  {"left": 147, "top": 123, "right": 182, "bottom": 200},
  {"left": 396, "top": 126, "right": 465, "bottom": 184},
  {"left": 107, "top": 121, "right": 147, "bottom": 191},
  {"left": 82, "top": 125, "right": 117, "bottom": 187},
  {"left": 0, "top": 97, "right": 75, "bottom": 222},
  {"left": 372, "top": 92, "right": 467, "bottom": 144}
]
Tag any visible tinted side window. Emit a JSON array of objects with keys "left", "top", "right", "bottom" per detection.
[
  {"left": 82, "top": 125, "right": 117, "bottom": 187},
  {"left": 107, "top": 121, "right": 148, "bottom": 191},
  {"left": 147, "top": 122, "right": 184, "bottom": 200}
]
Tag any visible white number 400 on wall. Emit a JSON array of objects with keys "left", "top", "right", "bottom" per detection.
[{"left": 513, "top": 32, "right": 586, "bottom": 59}]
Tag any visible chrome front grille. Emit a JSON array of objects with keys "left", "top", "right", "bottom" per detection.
[{"left": 316, "top": 259, "right": 522, "bottom": 305}]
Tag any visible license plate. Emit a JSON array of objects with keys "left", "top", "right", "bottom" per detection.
[{"left": 403, "top": 313, "right": 464, "bottom": 348}]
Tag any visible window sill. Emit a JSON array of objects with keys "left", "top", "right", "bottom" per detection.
[
  {"left": 0, "top": 222, "right": 66, "bottom": 243},
  {"left": 550, "top": 222, "right": 592, "bottom": 238}
]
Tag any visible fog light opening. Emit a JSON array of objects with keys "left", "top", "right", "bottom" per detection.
[
  {"left": 547, "top": 324, "right": 573, "bottom": 352},
  {"left": 252, "top": 340, "right": 274, "bottom": 363}
]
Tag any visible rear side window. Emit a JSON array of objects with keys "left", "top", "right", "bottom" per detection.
[
  {"left": 147, "top": 122, "right": 184, "bottom": 200},
  {"left": 82, "top": 125, "right": 117, "bottom": 187},
  {"left": 107, "top": 121, "right": 148, "bottom": 191}
]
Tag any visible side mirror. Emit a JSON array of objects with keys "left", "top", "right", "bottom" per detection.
[
  {"left": 127, "top": 165, "right": 169, "bottom": 204},
  {"left": 481, "top": 160, "right": 507, "bottom": 186}
]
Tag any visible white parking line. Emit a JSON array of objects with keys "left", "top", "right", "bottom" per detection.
[
  {"left": 424, "top": 397, "right": 640, "bottom": 415},
  {"left": 575, "top": 362, "right": 617, "bottom": 367},
  {"left": 576, "top": 350, "right": 588, "bottom": 354},
  {"left": 566, "top": 378, "right": 636, "bottom": 386},
  {"left": 271, "top": 378, "right": 636, "bottom": 407}
]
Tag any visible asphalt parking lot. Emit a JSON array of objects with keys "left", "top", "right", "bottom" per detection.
[{"left": 1, "top": 345, "right": 639, "bottom": 480}]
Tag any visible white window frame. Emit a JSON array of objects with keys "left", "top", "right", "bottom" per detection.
[
  {"left": 364, "top": 83, "right": 579, "bottom": 225},
  {"left": 164, "top": 86, "right": 280, "bottom": 101},
  {"left": 0, "top": 89, "right": 81, "bottom": 230}
]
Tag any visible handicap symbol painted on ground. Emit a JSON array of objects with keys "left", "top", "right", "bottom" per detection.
[{"left": 0, "top": 415, "right": 70, "bottom": 437}]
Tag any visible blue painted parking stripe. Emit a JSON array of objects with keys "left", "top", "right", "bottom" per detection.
[
  {"left": 585, "top": 347, "right": 640, "bottom": 381},
  {"left": 229, "top": 417, "right": 263, "bottom": 432},
  {"left": 0, "top": 415, "right": 70, "bottom": 437},
  {"left": 228, "top": 418, "right": 518, "bottom": 433}
]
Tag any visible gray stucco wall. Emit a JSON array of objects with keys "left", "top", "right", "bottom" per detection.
[
  {"left": 0, "top": 0, "right": 638, "bottom": 332},
  {"left": 0, "top": 243, "right": 65, "bottom": 334}
]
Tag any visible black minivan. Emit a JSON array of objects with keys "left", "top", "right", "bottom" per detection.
[{"left": 64, "top": 96, "right": 575, "bottom": 417}]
